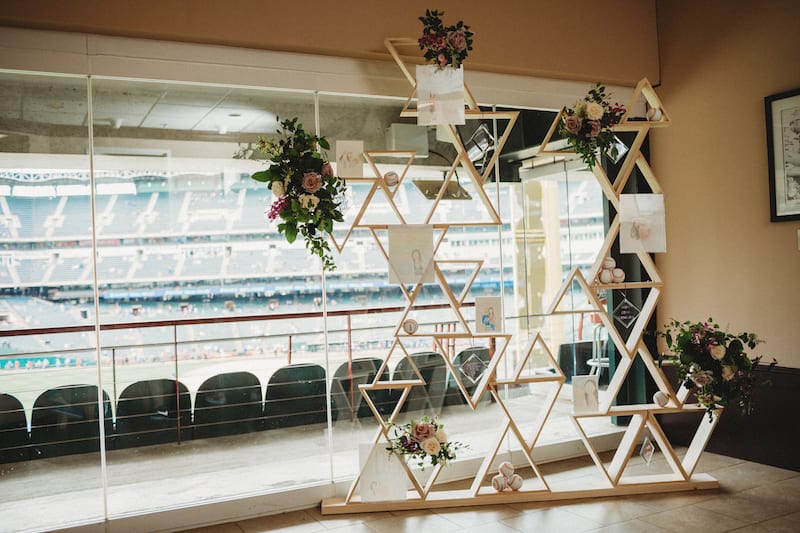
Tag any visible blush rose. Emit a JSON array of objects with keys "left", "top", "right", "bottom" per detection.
[{"left": 302, "top": 172, "right": 323, "bottom": 193}]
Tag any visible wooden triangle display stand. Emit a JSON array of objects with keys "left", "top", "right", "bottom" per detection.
[{"left": 322, "top": 66, "right": 723, "bottom": 514}]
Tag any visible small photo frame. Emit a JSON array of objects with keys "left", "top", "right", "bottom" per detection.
[
  {"left": 619, "top": 193, "right": 667, "bottom": 254},
  {"left": 640, "top": 436, "right": 655, "bottom": 466},
  {"left": 387, "top": 225, "right": 434, "bottom": 284},
  {"left": 359, "top": 443, "right": 407, "bottom": 502},
  {"left": 475, "top": 296, "right": 502, "bottom": 333},
  {"left": 572, "top": 374, "right": 599, "bottom": 415},
  {"left": 416, "top": 64, "right": 465, "bottom": 126},
  {"left": 765, "top": 87, "right": 800, "bottom": 221},
  {"left": 336, "top": 140, "right": 364, "bottom": 178}
]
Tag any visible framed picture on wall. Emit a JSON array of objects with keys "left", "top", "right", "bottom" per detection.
[{"left": 765, "top": 87, "right": 800, "bottom": 221}]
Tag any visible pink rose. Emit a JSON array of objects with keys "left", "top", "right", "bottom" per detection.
[
  {"left": 321, "top": 162, "right": 333, "bottom": 177},
  {"left": 447, "top": 29, "right": 467, "bottom": 52},
  {"left": 587, "top": 120, "right": 601, "bottom": 138},
  {"left": 412, "top": 421, "right": 436, "bottom": 442},
  {"left": 564, "top": 115, "right": 582, "bottom": 134},
  {"left": 302, "top": 172, "right": 323, "bottom": 193},
  {"left": 437, "top": 53, "right": 448, "bottom": 67},
  {"left": 691, "top": 370, "right": 714, "bottom": 387}
]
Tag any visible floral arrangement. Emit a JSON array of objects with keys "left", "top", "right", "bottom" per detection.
[
  {"left": 658, "top": 318, "right": 776, "bottom": 420},
  {"left": 386, "top": 416, "right": 467, "bottom": 469},
  {"left": 418, "top": 9, "right": 473, "bottom": 69},
  {"left": 252, "top": 117, "right": 346, "bottom": 271},
  {"left": 558, "top": 83, "right": 626, "bottom": 169}
]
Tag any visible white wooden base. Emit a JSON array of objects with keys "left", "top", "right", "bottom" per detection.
[{"left": 321, "top": 474, "right": 719, "bottom": 514}]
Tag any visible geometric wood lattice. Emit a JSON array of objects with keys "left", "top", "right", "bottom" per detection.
[{"left": 321, "top": 42, "right": 720, "bottom": 514}]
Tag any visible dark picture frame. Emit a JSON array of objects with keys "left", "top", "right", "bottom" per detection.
[{"left": 765, "top": 87, "right": 800, "bottom": 221}]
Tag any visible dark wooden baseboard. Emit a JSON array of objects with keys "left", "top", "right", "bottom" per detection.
[{"left": 657, "top": 365, "right": 799, "bottom": 472}]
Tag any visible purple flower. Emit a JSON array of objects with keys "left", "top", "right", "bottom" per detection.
[{"left": 267, "top": 195, "right": 289, "bottom": 221}]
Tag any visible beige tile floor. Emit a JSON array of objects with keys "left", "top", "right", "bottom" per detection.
[{"left": 181, "top": 451, "right": 800, "bottom": 533}]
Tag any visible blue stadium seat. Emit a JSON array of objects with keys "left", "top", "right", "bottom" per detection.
[
  {"left": 30, "top": 384, "right": 112, "bottom": 458},
  {"left": 0, "top": 392, "right": 29, "bottom": 463},
  {"left": 331, "top": 358, "right": 393, "bottom": 420},
  {"left": 264, "top": 363, "right": 330, "bottom": 430},
  {"left": 114, "top": 379, "right": 192, "bottom": 449},
  {"left": 393, "top": 352, "right": 448, "bottom": 414},
  {"left": 194, "top": 372, "right": 263, "bottom": 438}
]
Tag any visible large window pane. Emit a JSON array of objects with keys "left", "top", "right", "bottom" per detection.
[{"left": 0, "top": 71, "right": 102, "bottom": 531}]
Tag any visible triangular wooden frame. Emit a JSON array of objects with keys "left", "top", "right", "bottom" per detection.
[
  {"left": 432, "top": 333, "right": 512, "bottom": 409},
  {"left": 616, "top": 77, "right": 672, "bottom": 129}
]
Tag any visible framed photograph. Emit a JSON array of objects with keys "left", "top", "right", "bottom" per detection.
[
  {"left": 416, "top": 64, "right": 465, "bottom": 126},
  {"left": 475, "top": 296, "right": 502, "bottom": 333},
  {"left": 387, "top": 224, "right": 434, "bottom": 284},
  {"left": 572, "top": 374, "right": 599, "bottom": 415},
  {"left": 619, "top": 194, "right": 667, "bottom": 254},
  {"left": 335, "top": 140, "right": 364, "bottom": 178},
  {"left": 765, "top": 88, "right": 800, "bottom": 221}
]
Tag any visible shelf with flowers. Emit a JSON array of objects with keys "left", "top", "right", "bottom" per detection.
[
  {"left": 251, "top": 117, "right": 347, "bottom": 271},
  {"left": 657, "top": 318, "right": 777, "bottom": 420},
  {"left": 385, "top": 416, "right": 467, "bottom": 471}
]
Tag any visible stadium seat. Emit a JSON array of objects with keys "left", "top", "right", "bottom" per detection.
[
  {"left": 331, "top": 358, "right": 393, "bottom": 420},
  {"left": 30, "top": 384, "right": 112, "bottom": 458},
  {"left": 114, "top": 379, "right": 192, "bottom": 449},
  {"left": 444, "top": 346, "right": 492, "bottom": 406},
  {"left": 393, "top": 352, "right": 448, "bottom": 414},
  {"left": 264, "top": 363, "right": 330, "bottom": 430},
  {"left": 194, "top": 371, "right": 263, "bottom": 438},
  {"left": 0, "top": 392, "right": 29, "bottom": 463}
]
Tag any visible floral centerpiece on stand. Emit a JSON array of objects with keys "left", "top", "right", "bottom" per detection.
[
  {"left": 558, "top": 83, "right": 626, "bottom": 169},
  {"left": 658, "top": 318, "right": 776, "bottom": 420},
  {"left": 386, "top": 416, "right": 467, "bottom": 469},
  {"left": 418, "top": 9, "right": 473, "bottom": 69},
  {"left": 251, "top": 117, "right": 346, "bottom": 271}
]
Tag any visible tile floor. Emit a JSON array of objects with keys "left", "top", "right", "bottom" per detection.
[{"left": 181, "top": 451, "right": 800, "bottom": 533}]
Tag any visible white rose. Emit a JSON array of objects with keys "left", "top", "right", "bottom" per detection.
[
  {"left": 709, "top": 344, "right": 726, "bottom": 361},
  {"left": 586, "top": 102, "right": 605, "bottom": 120},
  {"left": 721, "top": 365, "right": 736, "bottom": 381},
  {"left": 272, "top": 181, "right": 285, "bottom": 197},
  {"left": 421, "top": 437, "right": 441, "bottom": 456},
  {"left": 299, "top": 193, "right": 319, "bottom": 211},
  {"left": 435, "top": 428, "right": 447, "bottom": 443}
]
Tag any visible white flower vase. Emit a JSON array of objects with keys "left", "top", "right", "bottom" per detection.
[{"left": 415, "top": 64, "right": 465, "bottom": 126}]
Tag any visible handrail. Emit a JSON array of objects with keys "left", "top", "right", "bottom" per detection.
[{"left": 0, "top": 301, "right": 472, "bottom": 338}]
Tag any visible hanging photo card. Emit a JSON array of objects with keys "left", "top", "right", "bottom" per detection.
[
  {"left": 336, "top": 140, "right": 364, "bottom": 178},
  {"left": 619, "top": 194, "right": 667, "bottom": 253},
  {"left": 572, "top": 374, "right": 600, "bottom": 415},
  {"left": 640, "top": 436, "right": 655, "bottom": 466},
  {"left": 358, "top": 443, "right": 408, "bottom": 502},
  {"left": 475, "top": 296, "right": 502, "bottom": 333},
  {"left": 388, "top": 224, "right": 435, "bottom": 284},
  {"left": 416, "top": 65, "right": 465, "bottom": 126}
]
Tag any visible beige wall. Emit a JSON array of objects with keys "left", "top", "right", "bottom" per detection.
[
  {"left": 0, "top": 0, "right": 658, "bottom": 85},
  {"left": 654, "top": 0, "right": 800, "bottom": 367}
]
